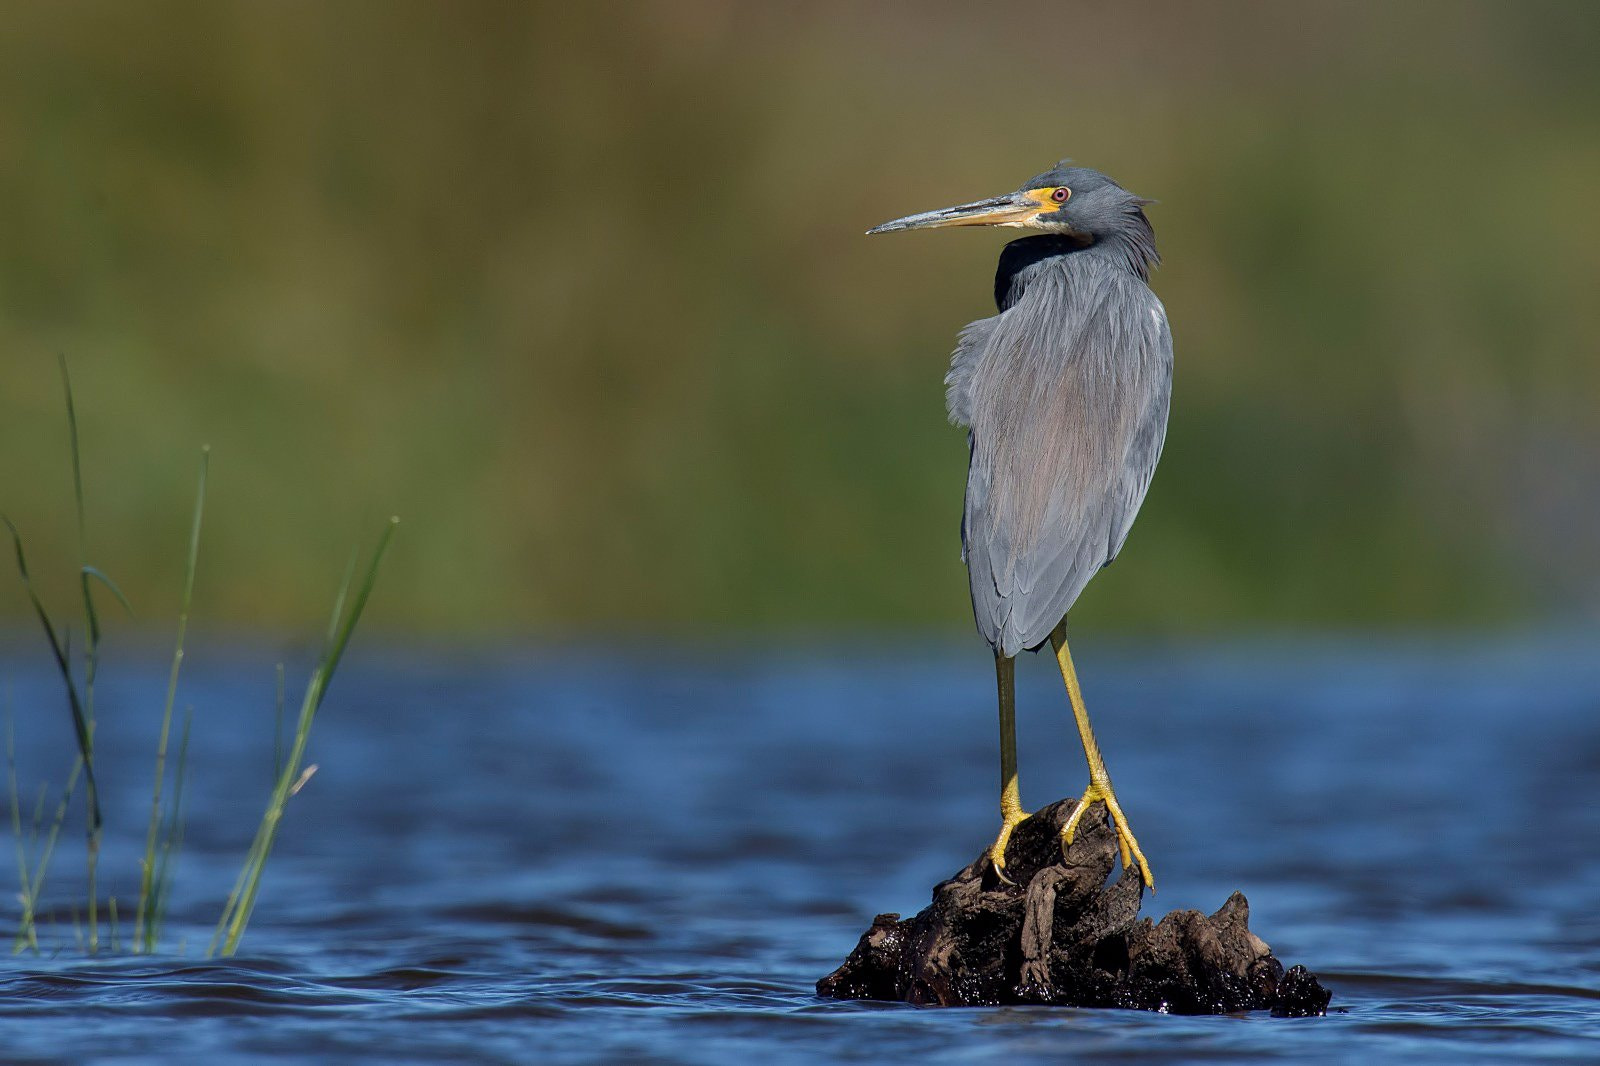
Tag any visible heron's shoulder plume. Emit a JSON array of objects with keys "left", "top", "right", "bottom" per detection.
[{"left": 1110, "top": 199, "right": 1159, "bottom": 282}]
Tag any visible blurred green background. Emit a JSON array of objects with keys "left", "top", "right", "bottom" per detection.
[{"left": 2, "top": 1, "right": 1597, "bottom": 640}]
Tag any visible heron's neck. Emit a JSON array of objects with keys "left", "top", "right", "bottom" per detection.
[
  {"left": 993, "top": 236, "right": 1086, "bottom": 310},
  {"left": 994, "top": 225, "right": 1158, "bottom": 311}
]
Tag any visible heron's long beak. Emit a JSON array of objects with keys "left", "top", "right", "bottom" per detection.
[{"left": 866, "top": 191, "right": 1045, "bottom": 235}]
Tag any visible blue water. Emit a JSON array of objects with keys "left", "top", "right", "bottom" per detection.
[{"left": 2, "top": 635, "right": 1598, "bottom": 1063}]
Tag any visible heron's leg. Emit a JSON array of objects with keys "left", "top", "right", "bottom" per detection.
[
  {"left": 987, "top": 652, "right": 1028, "bottom": 879},
  {"left": 1050, "top": 621, "right": 1155, "bottom": 891}
]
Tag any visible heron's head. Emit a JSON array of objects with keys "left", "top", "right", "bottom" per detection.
[{"left": 867, "top": 163, "right": 1152, "bottom": 243}]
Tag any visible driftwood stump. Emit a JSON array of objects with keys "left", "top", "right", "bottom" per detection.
[{"left": 817, "top": 798, "right": 1330, "bottom": 1016}]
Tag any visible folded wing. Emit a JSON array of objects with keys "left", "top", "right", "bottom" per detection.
[{"left": 946, "top": 258, "right": 1172, "bottom": 656}]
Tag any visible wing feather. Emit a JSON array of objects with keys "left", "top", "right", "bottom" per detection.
[{"left": 957, "top": 258, "right": 1172, "bottom": 655}]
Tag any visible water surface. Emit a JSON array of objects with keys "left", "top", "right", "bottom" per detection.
[{"left": 2, "top": 635, "right": 1598, "bottom": 1062}]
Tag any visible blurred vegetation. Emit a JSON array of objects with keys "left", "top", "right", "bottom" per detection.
[{"left": 1, "top": 1, "right": 1598, "bottom": 639}]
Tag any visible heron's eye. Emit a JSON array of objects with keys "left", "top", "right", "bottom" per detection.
[{"left": 1051, "top": 187, "right": 1071, "bottom": 204}]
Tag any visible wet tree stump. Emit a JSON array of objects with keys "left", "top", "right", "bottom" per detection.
[{"left": 817, "top": 798, "right": 1330, "bottom": 1016}]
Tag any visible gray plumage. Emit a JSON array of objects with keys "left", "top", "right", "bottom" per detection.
[
  {"left": 866, "top": 163, "right": 1170, "bottom": 890},
  {"left": 876, "top": 164, "right": 1171, "bottom": 656}
]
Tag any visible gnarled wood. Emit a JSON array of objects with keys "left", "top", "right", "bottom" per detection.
[{"left": 817, "top": 798, "right": 1330, "bottom": 1017}]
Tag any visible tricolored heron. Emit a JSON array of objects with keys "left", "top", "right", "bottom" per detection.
[{"left": 869, "top": 163, "right": 1169, "bottom": 890}]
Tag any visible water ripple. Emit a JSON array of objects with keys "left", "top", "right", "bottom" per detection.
[{"left": 3, "top": 640, "right": 1599, "bottom": 1062}]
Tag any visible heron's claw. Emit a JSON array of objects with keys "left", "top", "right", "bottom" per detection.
[
  {"left": 987, "top": 811, "right": 1030, "bottom": 884},
  {"left": 1061, "top": 783, "right": 1155, "bottom": 892}
]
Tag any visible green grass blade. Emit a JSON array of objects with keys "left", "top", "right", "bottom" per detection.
[
  {"left": 6, "top": 707, "right": 38, "bottom": 954},
  {"left": 28, "top": 782, "right": 46, "bottom": 848},
  {"left": 323, "top": 553, "right": 357, "bottom": 651},
  {"left": 59, "top": 356, "right": 87, "bottom": 555},
  {"left": 207, "top": 840, "right": 258, "bottom": 957},
  {"left": 59, "top": 356, "right": 105, "bottom": 954},
  {"left": 213, "top": 517, "right": 397, "bottom": 957},
  {"left": 58, "top": 352, "right": 110, "bottom": 947},
  {"left": 60, "top": 357, "right": 103, "bottom": 686},
  {"left": 2, "top": 517, "right": 101, "bottom": 834},
  {"left": 81, "top": 568, "right": 133, "bottom": 617},
  {"left": 149, "top": 706, "right": 194, "bottom": 948},
  {"left": 136, "top": 447, "right": 207, "bottom": 953},
  {"left": 20, "top": 758, "right": 82, "bottom": 953}
]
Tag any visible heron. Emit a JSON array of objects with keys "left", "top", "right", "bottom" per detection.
[{"left": 868, "top": 162, "right": 1169, "bottom": 890}]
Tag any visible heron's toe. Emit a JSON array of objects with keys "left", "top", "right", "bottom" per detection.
[
  {"left": 987, "top": 812, "right": 1029, "bottom": 884},
  {"left": 1059, "top": 786, "right": 1155, "bottom": 892}
]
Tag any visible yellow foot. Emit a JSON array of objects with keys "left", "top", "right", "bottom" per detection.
[
  {"left": 987, "top": 811, "right": 1030, "bottom": 884},
  {"left": 1062, "top": 783, "right": 1155, "bottom": 892}
]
